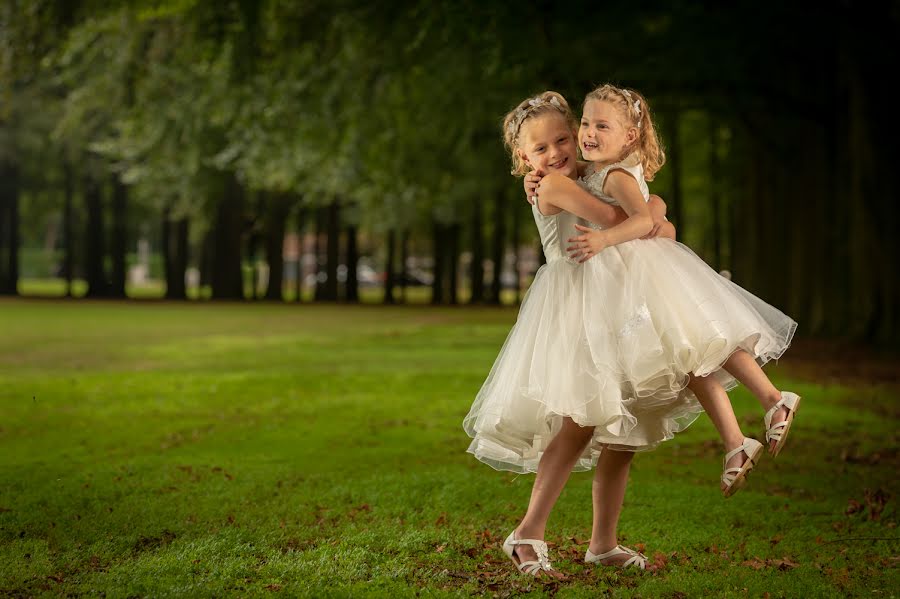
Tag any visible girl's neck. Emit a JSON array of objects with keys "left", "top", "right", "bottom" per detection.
[
  {"left": 590, "top": 149, "right": 638, "bottom": 172},
  {"left": 591, "top": 159, "right": 616, "bottom": 169}
]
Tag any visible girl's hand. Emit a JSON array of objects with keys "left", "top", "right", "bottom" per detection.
[
  {"left": 524, "top": 170, "right": 544, "bottom": 205},
  {"left": 642, "top": 214, "right": 667, "bottom": 239},
  {"left": 642, "top": 194, "right": 668, "bottom": 239},
  {"left": 567, "top": 224, "right": 609, "bottom": 262}
]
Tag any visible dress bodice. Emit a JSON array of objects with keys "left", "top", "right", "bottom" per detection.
[
  {"left": 577, "top": 153, "right": 650, "bottom": 206},
  {"left": 531, "top": 202, "right": 590, "bottom": 264}
]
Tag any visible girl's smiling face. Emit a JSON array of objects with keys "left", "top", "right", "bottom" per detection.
[
  {"left": 578, "top": 99, "right": 638, "bottom": 165},
  {"left": 516, "top": 113, "right": 579, "bottom": 179}
]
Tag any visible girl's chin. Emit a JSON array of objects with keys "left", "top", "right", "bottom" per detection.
[{"left": 549, "top": 166, "right": 575, "bottom": 177}]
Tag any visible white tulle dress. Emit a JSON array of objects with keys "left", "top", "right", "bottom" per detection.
[{"left": 463, "top": 155, "right": 797, "bottom": 473}]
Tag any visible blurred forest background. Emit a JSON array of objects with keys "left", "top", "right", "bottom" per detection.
[{"left": 1, "top": 0, "right": 897, "bottom": 344}]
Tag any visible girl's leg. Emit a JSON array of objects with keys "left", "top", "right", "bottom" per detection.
[
  {"left": 687, "top": 374, "right": 748, "bottom": 492},
  {"left": 588, "top": 448, "right": 635, "bottom": 564},
  {"left": 722, "top": 350, "right": 785, "bottom": 451},
  {"left": 514, "top": 417, "right": 594, "bottom": 577}
]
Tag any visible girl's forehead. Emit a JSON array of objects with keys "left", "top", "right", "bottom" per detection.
[
  {"left": 521, "top": 113, "right": 572, "bottom": 140},
  {"left": 583, "top": 99, "right": 619, "bottom": 118}
]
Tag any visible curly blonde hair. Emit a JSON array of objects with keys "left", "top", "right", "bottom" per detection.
[
  {"left": 583, "top": 84, "right": 665, "bottom": 181},
  {"left": 502, "top": 91, "right": 577, "bottom": 176}
]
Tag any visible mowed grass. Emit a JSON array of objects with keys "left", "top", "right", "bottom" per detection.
[{"left": 0, "top": 299, "right": 897, "bottom": 598}]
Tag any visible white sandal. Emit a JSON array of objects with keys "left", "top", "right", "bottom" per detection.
[
  {"left": 765, "top": 392, "right": 801, "bottom": 457},
  {"left": 585, "top": 545, "right": 647, "bottom": 569},
  {"left": 502, "top": 530, "right": 555, "bottom": 576},
  {"left": 721, "top": 437, "right": 764, "bottom": 498}
]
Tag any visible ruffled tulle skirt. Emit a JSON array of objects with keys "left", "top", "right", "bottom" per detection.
[{"left": 463, "top": 237, "right": 796, "bottom": 473}]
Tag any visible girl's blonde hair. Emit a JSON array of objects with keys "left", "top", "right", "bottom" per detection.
[
  {"left": 502, "top": 91, "right": 577, "bottom": 176},
  {"left": 583, "top": 84, "right": 665, "bottom": 181}
]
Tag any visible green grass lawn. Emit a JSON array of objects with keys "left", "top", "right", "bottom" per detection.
[{"left": 0, "top": 299, "right": 897, "bottom": 597}]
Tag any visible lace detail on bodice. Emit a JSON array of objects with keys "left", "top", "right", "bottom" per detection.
[{"left": 577, "top": 153, "right": 650, "bottom": 206}]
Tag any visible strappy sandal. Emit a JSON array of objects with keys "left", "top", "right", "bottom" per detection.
[
  {"left": 721, "top": 437, "right": 764, "bottom": 498},
  {"left": 765, "top": 392, "right": 801, "bottom": 457},
  {"left": 585, "top": 545, "right": 647, "bottom": 569},
  {"left": 502, "top": 530, "right": 556, "bottom": 576}
]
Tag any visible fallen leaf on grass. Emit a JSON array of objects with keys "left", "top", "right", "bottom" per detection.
[
  {"left": 347, "top": 504, "right": 371, "bottom": 519},
  {"left": 568, "top": 536, "right": 589, "bottom": 545},
  {"left": 741, "top": 556, "right": 799, "bottom": 571},
  {"left": 435, "top": 544, "right": 446, "bottom": 553},
  {"left": 846, "top": 499, "right": 864, "bottom": 515},
  {"left": 865, "top": 488, "right": 890, "bottom": 521},
  {"left": 773, "top": 557, "right": 800, "bottom": 570},
  {"left": 645, "top": 551, "right": 670, "bottom": 573},
  {"left": 742, "top": 557, "right": 766, "bottom": 570}
]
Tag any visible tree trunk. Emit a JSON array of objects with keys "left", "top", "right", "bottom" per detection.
[
  {"left": 83, "top": 176, "right": 109, "bottom": 298},
  {"left": 489, "top": 192, "right": 505, "bottom": 304},
  {"left": 469, "top": 200, "right": 485, "bottom": 304},
  {"left": 431, "top": 220, "right": 445, "bottom": 304},
  {"left": 199, "top": 229, "right": 213, "bottom": 295},
  {"left": 295, "top": 206, "right": 305, "bottom": 303},
  {"left": 448, "top": 223, "right": 460, "bottom": 305},
  {"left": 162, "top": 206, "right": 172, "bottom": 296},
  {"left": 0, "top": 164, "right": 19, "bottom": 295},
  {"left": 110, "top": 176, "right": 128, "bottom": 298},
  {"left": 0, "top": 162, "right": 19, "bottom": 295},
  {"left": 399, "top": 230, "right": 409, "bottom": 303},
  {"left": 172, "top": 217, "right": 188, "bottom": 300},
  {"left": 0, "top": 166, "right": 6, "bottom": 292},
  {"left": 163, "top": 208, "right": 189, "bottom": 300},
  {"left": 63, "top": 161, "right": 75, "bottom": 297},
  {"left": 383, "top": 228, "right": 396, "bottom": 304},
  {"left": 211, "top": 174, "right": 244, "bottom": 300},
  {"left": 323, "top": 200, "right": 340, "bottom": 301},
  {"left": 314, "top": 205, "right": 326, "bottom": 301},
  {"left": 264, "top": 192, "right": 289, "bottom": 301},
  {"left": 346, "top": 224, "right": 359, "bottom": 303}
]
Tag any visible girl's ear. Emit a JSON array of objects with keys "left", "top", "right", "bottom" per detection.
[
  {"left": 517, "top": 148, "right": 531, "bottom": 167},
  {"left": 626, "top": 126, "right": 639, "bottom": 146}
]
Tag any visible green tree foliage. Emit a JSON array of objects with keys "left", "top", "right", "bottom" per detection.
[{"left": 1, "top": 1, "right": 897, "bottom": 342}]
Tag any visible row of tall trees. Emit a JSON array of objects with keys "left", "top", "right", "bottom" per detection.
[{"left": 1, "top": 1, "right": 897, "bottom": 343}]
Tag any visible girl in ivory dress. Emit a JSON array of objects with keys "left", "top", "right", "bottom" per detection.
[
  {"left": 464, "top": 92, "right": 677, "bottom": 578},
  {"left": 531, "top": 84, "right": 800, "bottom": 494}
]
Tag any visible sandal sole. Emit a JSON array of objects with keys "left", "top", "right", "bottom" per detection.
[
  {"left": 771, "top": 396, "right": 801, "bottom": 458},
  {"left": 723, "top": 442, "right": 764, "bottom": 498}
]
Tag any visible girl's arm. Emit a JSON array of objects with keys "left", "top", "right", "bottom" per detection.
[
  {"left": 533, "top": 173, "right": 628, "bottom": 227},
  {"left": 644, "top": 195, "right": 674, "bottom": 239},
  {"left": 538, "top": 171, "right": 653, "bottom": 242},
  {"left": 658, "top": 221, "right": 677, "bottom": 240},
  {"left": 593, "top": 170, "right": 653, "bottom": 245}
]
